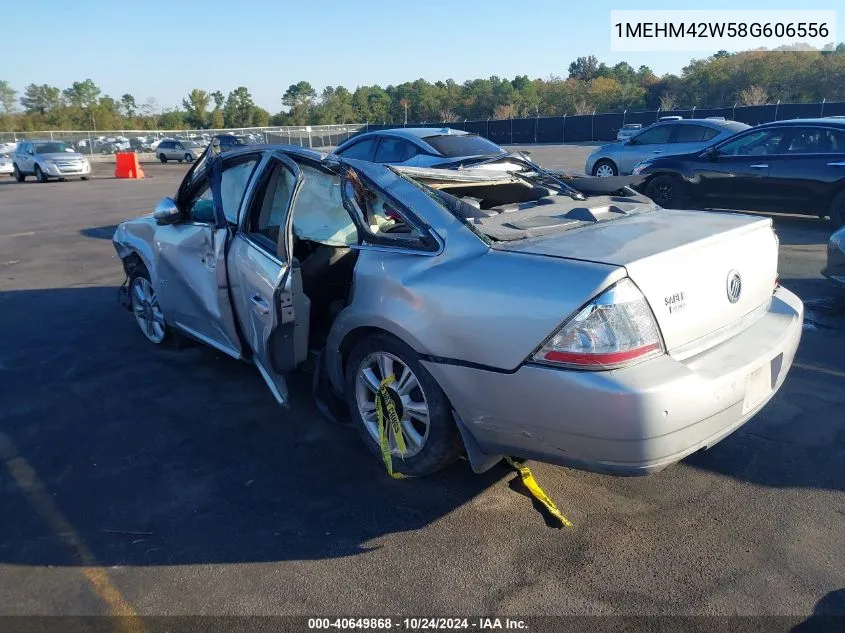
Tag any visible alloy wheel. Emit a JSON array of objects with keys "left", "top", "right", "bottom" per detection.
[
  {"left": 130, "top": 277, "right": 166, "bottom": 344},
  {"left": 354, "top": 351, "right": 430, "bottom": 457}
]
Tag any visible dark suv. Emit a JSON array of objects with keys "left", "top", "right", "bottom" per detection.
[{"left": 212, "top": 134, "right": 251, "bottom": 152}]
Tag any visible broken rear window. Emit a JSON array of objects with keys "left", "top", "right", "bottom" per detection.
[{"left": 424, "top": 134, "right": 503, "bottom": 158}]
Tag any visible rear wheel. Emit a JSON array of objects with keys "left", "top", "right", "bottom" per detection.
[
  {"left": 593, "top": 159, "right": 618, "bottom": 177},
  {"left": 345, "top": 333, "right": 463, "bottom": 477},
  {"left": 13, "top": 164, "right": 25, "bottom": 182},
  {"left": 159, "top": 153, "right": 167, "bottom": 163},
  {"left": 34, "top": 165, "right": 48, "bottom": 183},
  {"left": 129, "top": 265, "right": 169, "bottom": 345},
  {"left": 829, "top": 190, "right": 845, "bottom": 229},
  {"left": 646, "top": 174, "right": 684, "bottom": 208},
  {"left": 184, "top": 153, "right": 193, "bottom": 163}
]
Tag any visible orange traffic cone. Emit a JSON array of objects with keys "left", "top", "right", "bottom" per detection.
[{"left": 114, "top": 152, "right": 145, "bottom": 179}]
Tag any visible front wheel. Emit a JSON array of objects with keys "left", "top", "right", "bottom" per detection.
[
  {"left": 34, "top": 165, "right": 48, "bottom": 183},
  {"left": 159, "top": 153, "right": 167, "bottom": 163},
  {"left": 129, "top": 266, "right": 169, "bottom": 345},
  {"left": 592, "top": 159, "right": 618, "bottom": 177},
  {"left": 184, "top": 153, "right": 193, "bottom": 163},
  {"left": 645, "top": 175, "right": 684, "bottom": 208},
  {"left": 345, "top": 333, "right": 463, "bottom": 477}
]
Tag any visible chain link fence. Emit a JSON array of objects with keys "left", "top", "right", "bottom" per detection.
[{"left": 0, "top": 124, "right": 366, "bottom": 156}]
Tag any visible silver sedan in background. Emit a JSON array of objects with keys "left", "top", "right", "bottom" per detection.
[{"left": 586, "top": 118, "right": 750, "bottom": 177}]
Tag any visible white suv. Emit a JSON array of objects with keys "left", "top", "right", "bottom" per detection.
[{"left": 13, "top": 140, "right": 92, "bottom": 182}]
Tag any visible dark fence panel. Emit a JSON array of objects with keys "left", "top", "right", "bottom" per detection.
[
  {"left": 778, "top": 102, "right": 824, "bottom": 119},
  {"left": 734, "top": 104, "right": 777, "bottom": 125},
  {"left": 537, "top": 117, "right": 565, "bottom": 143},
  {"left": 463, "top": 120, "right": 488, "bottom": 136},
  {"left": 564, "top": 115, "right": 592, "bottom": 142},
  {"left": 486, "top": 119, "right": 512, "bottom": 145},
  {"left": 624, "top": 111, "right": 658, "bottom": 127},
  {"left": 822, "top": 101, "right": 845, "bottom": 117},
  {"left": 358, "top": 100, "right": 841, "bottom": 146},
  {"left": 593, "top": 113, "right": 624, "bottom": 141},
  {"left": 511, "top": 118, "right": 536, "bottom": 143}
]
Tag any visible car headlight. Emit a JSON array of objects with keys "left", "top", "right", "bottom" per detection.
[{"left": 532, "top": 278, "right": 664, "bottom": 370}]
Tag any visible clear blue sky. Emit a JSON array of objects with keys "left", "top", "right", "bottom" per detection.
[{"left": 3, "top": 0, "right": 841, "bottom": 111}]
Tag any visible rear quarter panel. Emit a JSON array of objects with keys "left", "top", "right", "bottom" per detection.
[{"left": 327, "top": 228, "right": 624, "bottom": 388}]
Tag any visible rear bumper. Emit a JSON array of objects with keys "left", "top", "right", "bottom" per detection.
[{"left": 424, "top": 287, "right": 803, "bottom": 476}]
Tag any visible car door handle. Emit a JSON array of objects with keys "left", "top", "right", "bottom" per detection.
[
  {"left": 250, "top": 295, "right": 270, "bottom": 315},
  {"left": 826, "top": 161, "right": 845, "bottom": 166},
  {"left": 750, "top": 164, "right": 768, "bottom": 169},
  {"left": 652, "top": 150, "right": 662, "bottom": 154}
]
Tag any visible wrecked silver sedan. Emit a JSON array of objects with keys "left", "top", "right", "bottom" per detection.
[{"left": 113, "top": 145, "right": 803, "bottom": 476}]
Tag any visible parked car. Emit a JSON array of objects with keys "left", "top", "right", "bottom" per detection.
[
  {"left": 211, "top": 133, "right": 252, "bottom": 152},
  {"left": 616, "top": 123, "right": 643, "bottom": 141},
  {"left": 113, "top": 144, "right": 802, "bottom": 477},
  {"left": 586, "top": 119, "right": 750, "bottom": 177},
  {"left": 632, "top": 118, "right": 845, "bottom": 227},
  {"left": 822, "top": 226, "right": 845, "bottom": 286},
  {"left": 0, "top": 151, "right": 13, "bottom": 176},
  {"left": 12, "top": 140, "right": 92, "bottom": 182},
  {"left": 333, "top": 127, "right": 521, "bottom": 169},
  {"left": 156, "top": 139, "right": 202, "bottom": 163}
]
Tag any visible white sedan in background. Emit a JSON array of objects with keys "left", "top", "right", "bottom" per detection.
[{"left": 0, "top": 152, "right": 13, "bottom": 176}]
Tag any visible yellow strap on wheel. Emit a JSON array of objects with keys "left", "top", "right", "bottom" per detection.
[
  {"left": 375, "top": 375, "right": 407, "bottom": 479},
  {"left": 505, "top": 456, "right": 573, "bottom": 528}
]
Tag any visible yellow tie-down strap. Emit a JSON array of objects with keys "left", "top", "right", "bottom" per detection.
[
  {"left": 375, "top": 375, "right": 573, "bottom": 527},
  {"left": 376, "top": 375, "right": 406, "bottom": 479},
  {"left": 505, "top": 456, "right": 573, "bottom": 528}
]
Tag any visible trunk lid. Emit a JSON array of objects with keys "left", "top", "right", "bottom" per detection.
[{"left": 497, "top": 209, "right": 778, "bottom": 351}]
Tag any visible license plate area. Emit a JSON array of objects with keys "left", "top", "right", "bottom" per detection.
[{"left": 742, "top": 362, "right": 773, "bottom": 414}]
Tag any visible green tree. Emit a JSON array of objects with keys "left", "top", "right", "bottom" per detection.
[
  {"left": 21, "top": 84, "right": 63, "bottom": 114},
  {"left": 282, "top": 81, "right": 317, "bottom": 124},
  {"left": 120, "top": 94, "right": 137, "bottom": 117},
  {"left": 210, "top": 108, "right": 225, "bottom": 129},
  {"left": 223, "top": 87, "right": 255, "bottom": 127},
  {"left": 252, "top": 106, "right": 270, "bottom": 127},
  {"left": 63, "top": 79, "right": 100, "bottom": 108},
  {"left": 0, "top": 80, "right": 17, "bottom": 114},
  {"left": 211, "top": 90, "right": 225, "bottom": 110},
  {"left": 182, "top": 89, "right": 211, "bottom": 128},
  {"left": 568, "top": 55, "right": 600, "bottom": 81}
]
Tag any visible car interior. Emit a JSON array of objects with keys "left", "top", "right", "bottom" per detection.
[{"left": 253, "top": 160, "right": 421, "bottom": 349}]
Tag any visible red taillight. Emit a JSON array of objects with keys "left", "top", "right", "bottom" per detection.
[{"left": 543, "top": 343, "right": 661, "bottom": 367}]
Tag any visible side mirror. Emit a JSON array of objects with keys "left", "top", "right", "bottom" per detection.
[
  {"left": 705, "top": 148, "right": 720, "bottom": 161},
  {"left": 626, "top": 138, "right": 636, "bottom": 146},
  {"left": 153, "top": 197, "right": 182, "bottom": 224}
]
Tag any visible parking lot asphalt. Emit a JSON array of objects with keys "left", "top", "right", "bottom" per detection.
[{"left": 0, "top": 149, "right": 843, "bottom": 620}]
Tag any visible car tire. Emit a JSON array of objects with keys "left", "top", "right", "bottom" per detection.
[
  {"left": 645, "top": 174, "right": 684, "bottom": 208},
  {"left": 81, "top": 176, "right": 89, "bottom": 181},
  {"left": 184, "top": 153, "right": 193, "bottom": 163},
  {"left": 159, "top": 154, "right": 167, "bottom": 163},
  {"left": 344, "top": 332, "right": 463, "bottom": 477},
  {"left": 128, "top": 264, "right": 170, "bottom": 345},
  {"left": 34, "top": 165, "right": 48, "bottom": 183},
  {"left": 829, "top": 190, "right": 845, "bottom": 229},
  {"left": 592, "top": 159, "right": 618, "bottom": 177},
  {"left": 13, "top": 164, "right": 25, "bottom": 182}
]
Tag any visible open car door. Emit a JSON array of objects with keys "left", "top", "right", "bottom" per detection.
[{"left": 225, "top": 152, "right": 311, "bottom": 405}]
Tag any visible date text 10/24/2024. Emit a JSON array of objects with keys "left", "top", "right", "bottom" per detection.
[{"left": 308, "top": 618, "right": 528, "bottom": 630}]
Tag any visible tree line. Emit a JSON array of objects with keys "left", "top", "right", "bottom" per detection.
[{"left": 1, "top": 46, "right": 844, "bottom": 132}]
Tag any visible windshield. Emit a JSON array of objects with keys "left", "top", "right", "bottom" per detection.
[
  {"left": 424, "top": 134, "right": 503, "bottom": 158},
  {"left": 34, "top": 142, "right": 73, "bottom": 154}
]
